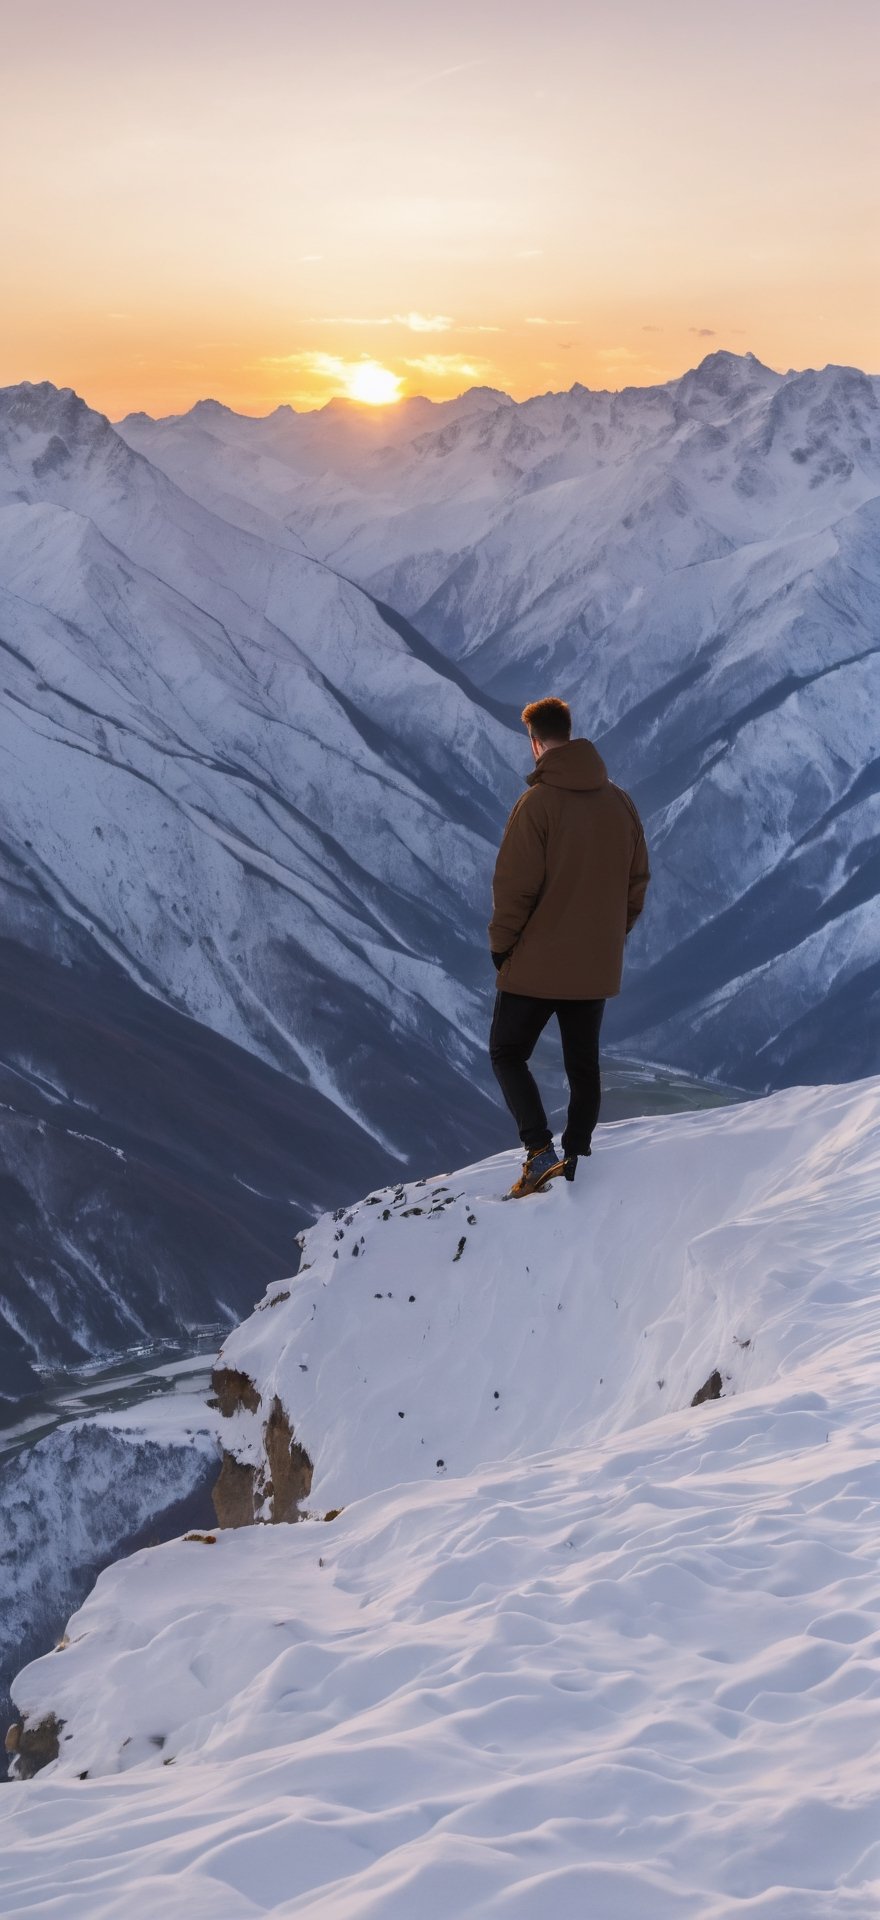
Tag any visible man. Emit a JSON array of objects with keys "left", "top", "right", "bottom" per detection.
[{"left": 489, "top": 696, "right": 650, "bottom": 1197}]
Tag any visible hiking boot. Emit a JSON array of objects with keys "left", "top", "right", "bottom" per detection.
[
  {"left": 563, "top": 1155, "right": 577, "bottom": 1182},
  {"left": 507, "top": 1142, "right": 565, "bottom": 1198}
]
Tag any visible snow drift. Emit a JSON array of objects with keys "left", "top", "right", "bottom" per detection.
[
  {"left": 4, "top": 1079, "right": 880, "bottom": 1916},
  {"left": 210, "top": 1075, "right": 879, "bottom": 1518}
]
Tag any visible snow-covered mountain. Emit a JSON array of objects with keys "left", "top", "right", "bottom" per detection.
[
  {"left": 121, "top": 352, "right": 880, "bottom": 1088},
  {"left": 5, "top": 1078, "right": 880, "bottom": 1914},
  {"left": 3, "top": 358, "right": 879, "bottom": 1393},
  {"left": 0, "top": 381, "right": 523, "bottom": 1394}
]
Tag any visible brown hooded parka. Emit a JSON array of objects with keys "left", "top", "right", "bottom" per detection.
[{"left": 489, "top": 737, "right": 649, "bottom": 999}]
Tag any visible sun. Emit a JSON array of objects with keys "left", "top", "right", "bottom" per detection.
[{"left": 344, "top": 360, "right": 403, "bottom": 406}]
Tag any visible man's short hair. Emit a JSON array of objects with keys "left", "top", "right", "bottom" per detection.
[{"left": 521, "top": 697, "right": 572, "bottom": 743}]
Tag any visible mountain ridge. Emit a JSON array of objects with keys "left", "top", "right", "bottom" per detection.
[{"left": 115, "top": 351, "right": 880, "bottom": 1088}]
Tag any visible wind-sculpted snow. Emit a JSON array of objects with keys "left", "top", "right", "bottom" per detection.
[
  {"left": 121, "top": 352, "right": 880, "bottom": 1087},
  {"left": 4, "top": 1080, "right": 880, "bottom": 1915}
]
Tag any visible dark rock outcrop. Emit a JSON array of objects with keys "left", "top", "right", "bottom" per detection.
[
  {"left": 5, "top": 1711, "right": 64, "bottom": 1779},
  {"left": 211, "top": 1368, "right": 261, "bottom": 1418},
  {"left": 212, "top": 1454, "right": 258, "bottom": 1529},
  {"left": 691, "top": 1369, "right": 724, "bottom": 1406},
  {"left": 263, "top": 1396, "right": 313, "bottom": 1523},
  {"left": 211, "top": 1373, "right": 313, "bottom": 1527}
]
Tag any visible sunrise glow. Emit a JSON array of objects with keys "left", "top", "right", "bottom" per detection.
[
  {"left": 344, "top": 361, "right": 403, "bottom": 406},
  {"left": 1, "top": 0, "right": 877, "bottom": 417}
]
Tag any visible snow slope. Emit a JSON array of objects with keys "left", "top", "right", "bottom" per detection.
[
  {"left": 122, "top": 354, "right": 880, "bottom": 1088},
  {"left": 4, "top": 1079, "right": 879, "bottom": 1916}
]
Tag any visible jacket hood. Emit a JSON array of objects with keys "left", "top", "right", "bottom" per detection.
[{"left": 527, "top": 737, "right": 608, "bottom": 792}]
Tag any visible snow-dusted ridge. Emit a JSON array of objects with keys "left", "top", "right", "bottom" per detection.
[
  {"left": 213, "top": 1074, "right": 880, "bottom": 1513},
  {"left": 4, "top": 1080, "right": 880, "bottom": 1916}
]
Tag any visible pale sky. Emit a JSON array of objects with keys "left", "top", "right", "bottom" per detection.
[{"left": 2, "top": 0, "right": 878, "bottom": 415}]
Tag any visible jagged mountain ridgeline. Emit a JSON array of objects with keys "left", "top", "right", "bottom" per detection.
[
  {"left": 1, "top": 356, "right": 878, "bottom": 1387},
  {"left": 122, "top": 351, "right": 880, "bottom": 1088}
]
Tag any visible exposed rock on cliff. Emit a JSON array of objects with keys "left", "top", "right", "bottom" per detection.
[
  {"left": 5, "top": 1711, "right": 63, "bottom": 1780},
  {"left": 210, "top": 1365, "right": 312, "bottom": 1527}
]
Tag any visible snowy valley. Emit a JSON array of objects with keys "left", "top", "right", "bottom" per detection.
[
  {"left": 0, "top": 1353, "right": 219, "bottom": 1743},
  {"left": 0, "top": 379, "right": 522, "bottom": 1399}
]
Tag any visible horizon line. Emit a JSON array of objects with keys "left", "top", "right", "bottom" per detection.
[{"left": 3, "top": 350, "right": 879, "bottom": 427}]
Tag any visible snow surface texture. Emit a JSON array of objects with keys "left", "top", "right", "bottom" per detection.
[
  {"left": 0, "top": 1378, "right": 219, "bottom": 1759},
  {"left": 4, "top": 1080, "right": 880, "bottom": 1915},
  {"left": 122, "top": 352, "right": 880, "bottom": 1090}
]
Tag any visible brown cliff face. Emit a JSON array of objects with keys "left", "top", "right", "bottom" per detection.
[
  {"left": 212, "top": 1453, "right": 259, "bottom": 1528},
  {"left": 210, "top": 1369, "right": 313, "bottom": 1528},
  {"left": 262, "top": 1396, "right": 313, "bottom": 1523},
  {"left": 5, "top": 1712, "right": 64, "bottom": 1779},
  {"left": 211, "top": 1367, "right": 262, "bottom": 1418}
]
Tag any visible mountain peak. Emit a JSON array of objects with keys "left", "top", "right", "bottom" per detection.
[
  {"left": 0, "top": 380, "right": 117, "bottom": 453},
  {"left": 695, "top": 348, "right": 770, "bottom": 376},
  {"left": 188, "top": 398, "right": 236, "bottom": 420},
  {"left": 673, "top": 349, "right": 781, "bottom": 417}
]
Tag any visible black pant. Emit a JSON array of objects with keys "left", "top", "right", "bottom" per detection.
[{"left": 489, "top": 991, "right": 606, "bottom": 1156}]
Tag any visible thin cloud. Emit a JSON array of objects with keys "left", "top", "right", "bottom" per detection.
[
  {"left": 404, "top": 353, "right": 491, "bottom": 379},
  {"left": 398, "top": 311, "right": 454, "bottom": 333},
  {"left": 642, "top": 324, "right": 663, "bottom": 333},
  {"left": 313, "top": 312, "right": 453, "bottom": 333},
  {"left": 525, "top": 316, "right": 577, "bottom": 328},
  {"left": 312, "top": 315, "right": 391, "bottom": 327},
  {"left": 299, "top": 254, "right": 323, "bottom": 263},
  {"left": 259, "top": 351, "right": 352, "bottom": 377},
  {"left": 689, "top": 327, "right": 716, "bottom": 337}
]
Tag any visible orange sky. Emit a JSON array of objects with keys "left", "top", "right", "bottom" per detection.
[{"left": 2, "top": 0, "right": 878, "bottom": 417}]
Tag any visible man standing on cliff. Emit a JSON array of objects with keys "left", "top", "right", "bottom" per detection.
[{"left": 489, "top": 696, "right": 650, "bottom": 1197}]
